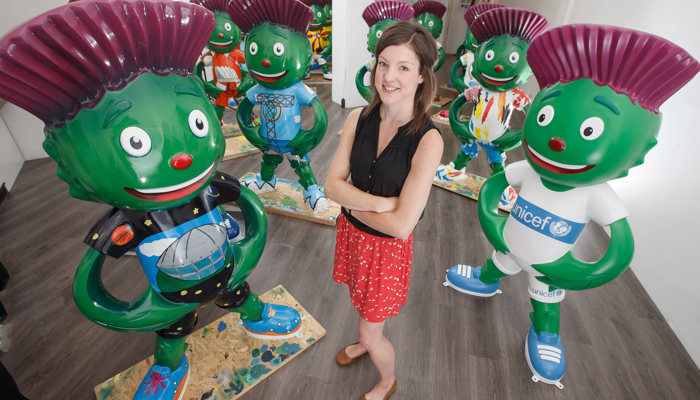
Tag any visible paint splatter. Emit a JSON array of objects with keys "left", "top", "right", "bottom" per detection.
[{"left": 217, "top": 321, "right": 227, "bottom": 333}]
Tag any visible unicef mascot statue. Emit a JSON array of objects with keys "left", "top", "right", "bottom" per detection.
[{"left": 444, "top": 24, "right": 699, "bottom": 389}]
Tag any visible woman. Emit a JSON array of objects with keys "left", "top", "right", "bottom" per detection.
[{"left": 325, "top": 21, "right": 444, "bottom": 400}]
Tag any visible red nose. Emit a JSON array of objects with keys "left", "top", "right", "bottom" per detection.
[
  {"left": 171, "top": 154, "right": 193, "bottom": 170},
  {"left": 495, "top": 65, "right": 504, "bottom": 73},
  {"left": 218, "top": 33, "right": 224, "bottom": 38},
  {"left": 262, "top": 59, "right": 271, "bottom": 67},
  {"left": 549, "top": 138, "right": 566, "bottom": 152}
]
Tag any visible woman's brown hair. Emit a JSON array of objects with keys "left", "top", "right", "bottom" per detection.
[{"left": 362, "top": 21, "right": 438, "bottom": 135}]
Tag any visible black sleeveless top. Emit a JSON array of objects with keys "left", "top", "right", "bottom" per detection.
[{"left": 342, "top": 106, "right": 439, "bottom": 237}]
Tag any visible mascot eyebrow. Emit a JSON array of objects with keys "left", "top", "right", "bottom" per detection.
[
  {"left": 174, "top": 85, "right": 206, "bottom": 97},
  {"left": 594, "top": 96, "right": 620, "bottom": 115},
  {"left": 103, "top": 100, "right": 132, "bottom": 129}
]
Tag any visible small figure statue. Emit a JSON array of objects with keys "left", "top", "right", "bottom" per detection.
[
  {"left": 321, "top": 1, "right": 332, "bottom": 55},
  {"left": 436, "top": 7, "right": 548, "bottom": 182},
  {"left": 356, "top": 0, "right": 414, "bottom": 102},
  {"left": 444, "top": 24, "right": 699, "bottom": 389},
  {"left": 193, "top": 0, "right": 255, "bottom": 124},
  {"left": 0, "top": 2, "right": 303, "bottom": 399},
  {"left": 229, "top": 0, "right": 330, "bottom": 212},
  {"left": 449, "top": 2, "right": 504, "bottom": 92},
  {"left": 412, "top": 0, "right": 447, "bottom": 72},
  {"left": 302, "top": 0, "right": 332, "bottom": 79}
]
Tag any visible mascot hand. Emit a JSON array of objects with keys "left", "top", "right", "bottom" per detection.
[
  {"left": 287, "top": 129, "right": 322, "bottom": 156},
  {"left": 492, "top": 128, "right": 522, "bottom": 153}
]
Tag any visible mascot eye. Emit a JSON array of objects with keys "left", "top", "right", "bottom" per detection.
[
  {"left": 509, "top": 52, "right": 520, "bottom": 64},
  {"left": 273, "top": 42, "right": 285, "bottom": 56},
  {"left": 224, "top": 23, "right": 232, "bottom": 31},
  {"left": 120, "top": 126, "right": 152, "bottom": 157},
  {"left": 317, "top": 12, "right": 322, "bottom": 18},
  {"left": 428, "top": 21, "right": 434, "bottom": 27},
  {"left": 249, "top": 42, "right": 258, "bottom": 55},
  {"left": 485, "top": 49, "right": 494, "bottom": 61},
  {"left": 376, "top": 30, "right": 383, "bottom": 39},
  {"left": 418, "top": 20, "right": 423, "bottom": 25},
  {"left": 536, "top": 105, "right": 555, "bottom": 126},
  {"left": 188, "top": 110, "right": 209, "bottom": 138},
  {"left": 580, "top": 117, "right": 604, "bottom": 140}
]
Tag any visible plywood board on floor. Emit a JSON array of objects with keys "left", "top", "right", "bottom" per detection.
[
  {"left": 241, "top": 172, "right": 341, "bottom": 226},
  {"left": 433, "top": 166, "right": 516, "bottom": 212},
  {"left": 223, "top": 136, "right": 260, "bottom": 161},
  {"left": 94, "top": 285, "right": 325, "bottom": 400}
]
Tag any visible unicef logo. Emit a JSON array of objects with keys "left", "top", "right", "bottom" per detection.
[{"left": 549, "top": 220, "right": 572, "bottom": 238}]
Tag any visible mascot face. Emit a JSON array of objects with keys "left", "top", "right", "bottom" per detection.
[
  {"left": 415, "top": 13, "right": 442, "bottom": 39},
  {"left": 472, "top": 34, "right": 532, "bottom": 91},
  {"left": 367, "top": 19, "right": 397, "bottom": 55},
  {"left": 44, "top": 74, "right": 224, "bottom": 211},
  {"left": 206, "top": 11, "right": 243, "bottom": 53},
  {"left": 522, "top": 79, "right": 661, "bottom": 187},
  {"left": 308, "top": 4, "right": 326, "bottom": 31},
  {"left": 244, "top": 22, "right": 311, "bottom": 89}
]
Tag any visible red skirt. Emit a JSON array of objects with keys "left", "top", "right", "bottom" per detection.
[{"left": 333, "top": 214, "right": 414, "bottom": 323}]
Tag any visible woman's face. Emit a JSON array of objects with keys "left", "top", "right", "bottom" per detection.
[{"left": 374, "top": 43, "right": 424, "bottom": 107}]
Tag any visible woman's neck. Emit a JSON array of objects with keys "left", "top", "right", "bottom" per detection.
[{"left": 380, "top": 103, "right": 413, "bottom": 126}]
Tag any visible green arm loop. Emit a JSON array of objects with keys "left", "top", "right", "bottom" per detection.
[
  {"left": 193, "top": 61, "right": 225, "bottom": 98},
  {"left": 355, "top": 66, "right": 373, "bottom": 103},
  {"left": 236, "top": 97, "right": 270, "bottom": 152},
  {"left": 534, "top": 219, "right": 635, "bottom": 290},
  {"left": 434, "top": 47, "right": 445, "bottom": 72},
  {"left": 228, "top": 185, "right": 268, "bottom": 288},
  {"left": 73, "top": 248, "right": 199, "bottom": 332},
  {"left": 450, "top": 61, "right": 467, "bottom": 93},
  {"left": 477, "top": 171, "right": 511, "bottom": 254},
  {"left": 287, "top": 98, "right": 328, "bottom": 156},
  {"left": 449, "top": 94, "right": 476, "bottom": 144},
  {"left": 321, "top": 32, "right": 332, "bottom": 58}
]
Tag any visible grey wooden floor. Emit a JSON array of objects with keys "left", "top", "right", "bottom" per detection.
[{"left": 1, "top": 59, "right": 699, "bottom": 399}]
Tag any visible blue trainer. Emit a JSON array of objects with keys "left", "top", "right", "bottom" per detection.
[
  {"left": 525, "top": 325, "right": 566, "bottom": 389},
  {"left": 302, "top": 184, "right": 328, "bottom": 212},
  {"left": 133, "top": 355, "right": 190, "bottom": 400},
  {"left": 242, "top": 303, "right": 302, "bottom": 340},
  {"left": 443, "top": 264, "right": 501, "bottom": 297}
]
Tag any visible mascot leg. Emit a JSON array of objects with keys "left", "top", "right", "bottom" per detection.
[
  {"left": 444, "top": 258, "right": 506, "bottom": 296},
  {"left": 244, "top": 153, "right": 282, "bottom": 194},
  {"left": 525, "top": 295, "right": 566, "bottom": 389},
  {"left": 133, "top": 313, "right": 197, "bottom": 400},
  {"left": 290, "top": 158, "right": 328, "bottom": 212}
]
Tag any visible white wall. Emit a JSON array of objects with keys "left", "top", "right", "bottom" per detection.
[
  {"left": 0, "top": 113, "right": 23, "bottom": 189},
  {"left": 501, "top": 0, "right": 700, "bottom": 367}
]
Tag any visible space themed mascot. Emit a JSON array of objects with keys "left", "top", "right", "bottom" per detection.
[
  {"left": 0, "top": 1, "right": 302, "bottom": 399},
  {"left": 444, "top": 24, "right": 699, "bottom": 388}
]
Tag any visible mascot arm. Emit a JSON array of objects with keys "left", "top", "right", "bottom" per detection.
[
  {"left": 355, "top": 66, "right": 373, "bottom": 102},
  {"left": 287, "top": 98, "right": 328, "bottom": 156},
  {"left": 534, "top": 218, "right": 635, "bottom": 290},
  {"left": 73, "top": 248, "right": 198, "bottom": 332},
  {"left": 477, "top": 171, "right": 511, "bottom": 254},
  {"left": 228, "top": 185, "right": 268, "bottom": 287},
  {"left": 450, "top": 61, "right": 467, "bottom": 93},
  {"left": 236, "top": 97, "right": 270, "bottom": 151},
  {"left": 449, "top": 94, "right": 476, "bottom": 144},
  {"left": 434, "top": 47, "right": 445, "bottom": 72}
]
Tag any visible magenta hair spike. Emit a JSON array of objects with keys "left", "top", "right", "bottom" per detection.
[
  {"left": 362, "top": 0, "right": 414, "bottom": 27},
  {"left": 527, "top": 24, "right": 700, "bottom": 113},
  {"left": 191, "top": 0, "right": 230, "bottom": 13},
  {"left": 299, "top": 0, "right": 331, "bottom": 7},
  {"left": 412, "top": 1, "right": 446, "bottom": 19},
  {"left": 0, "top": 0, "right": 214, "bottom": 128},
  {"left": 227, "top": 0, "right": 313, "bottom": 36},
  {"left": 463, "top": 2, "right": 504, "bottom": 26},
  {"left": 470, "top": 7, "right": 548, "bottom": 45}
]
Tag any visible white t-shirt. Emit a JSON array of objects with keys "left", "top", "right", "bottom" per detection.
[{"left": 503, "top": 161, "right": 628, "bottom": 265}]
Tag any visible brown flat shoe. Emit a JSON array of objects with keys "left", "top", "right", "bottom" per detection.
[
  {"left": 360, "top": 378, "right": 397, "bottom": 400},
  {"left": 336, "top": 342, "right": 368, "bottom": 366}
]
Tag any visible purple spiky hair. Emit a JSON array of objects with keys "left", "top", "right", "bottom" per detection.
[
  {"left": 227, "top": 0, "right": 312, "bottom": 36},
  {"left": 463, "top": 2, "right": 504, "bottom": 26},
  {"left": 300, "top": 0, "right": 331, "bottom": 7},
  {"left": 413, "top": 1, "right": 446, "bottom": 19},
  {"left": 527, "top": 24, "right": 700, "bottom": 113},
  {"left": 0, "top": 0, "right": 214, "bottom": 128},
  {"left": 470, "top": 7, "right": 548, "bottom": 45},
  {"left": 362, "top": 0, "right": 414, "bottom": 27},
  {"left": 191, "top": 0, "right": 230, "bottom": 13}
]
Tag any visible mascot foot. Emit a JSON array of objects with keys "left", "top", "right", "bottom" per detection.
[
  {"left": 303, "top": 184, "right": 329, "bottom": 212},
  {"left": 243, "top": 174, "right": 276, "bottom": 194},
  {"left": 323, "top": 72, "right": 332, "bottom": 80},
  {"left": 525, "top": 326, "right": 566, "bottom": 389},
  {"left": 434, "top": 163, "right": 465, "bottom": 182},
  {"left": 242, "top": 303, "right": 302, "bottom": 340},
  {"left": 443, "top": 265, "right": 501, "bottom": 297},
  {"left": 134, "top": 355, "right": 190, "bottom": 400}
]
